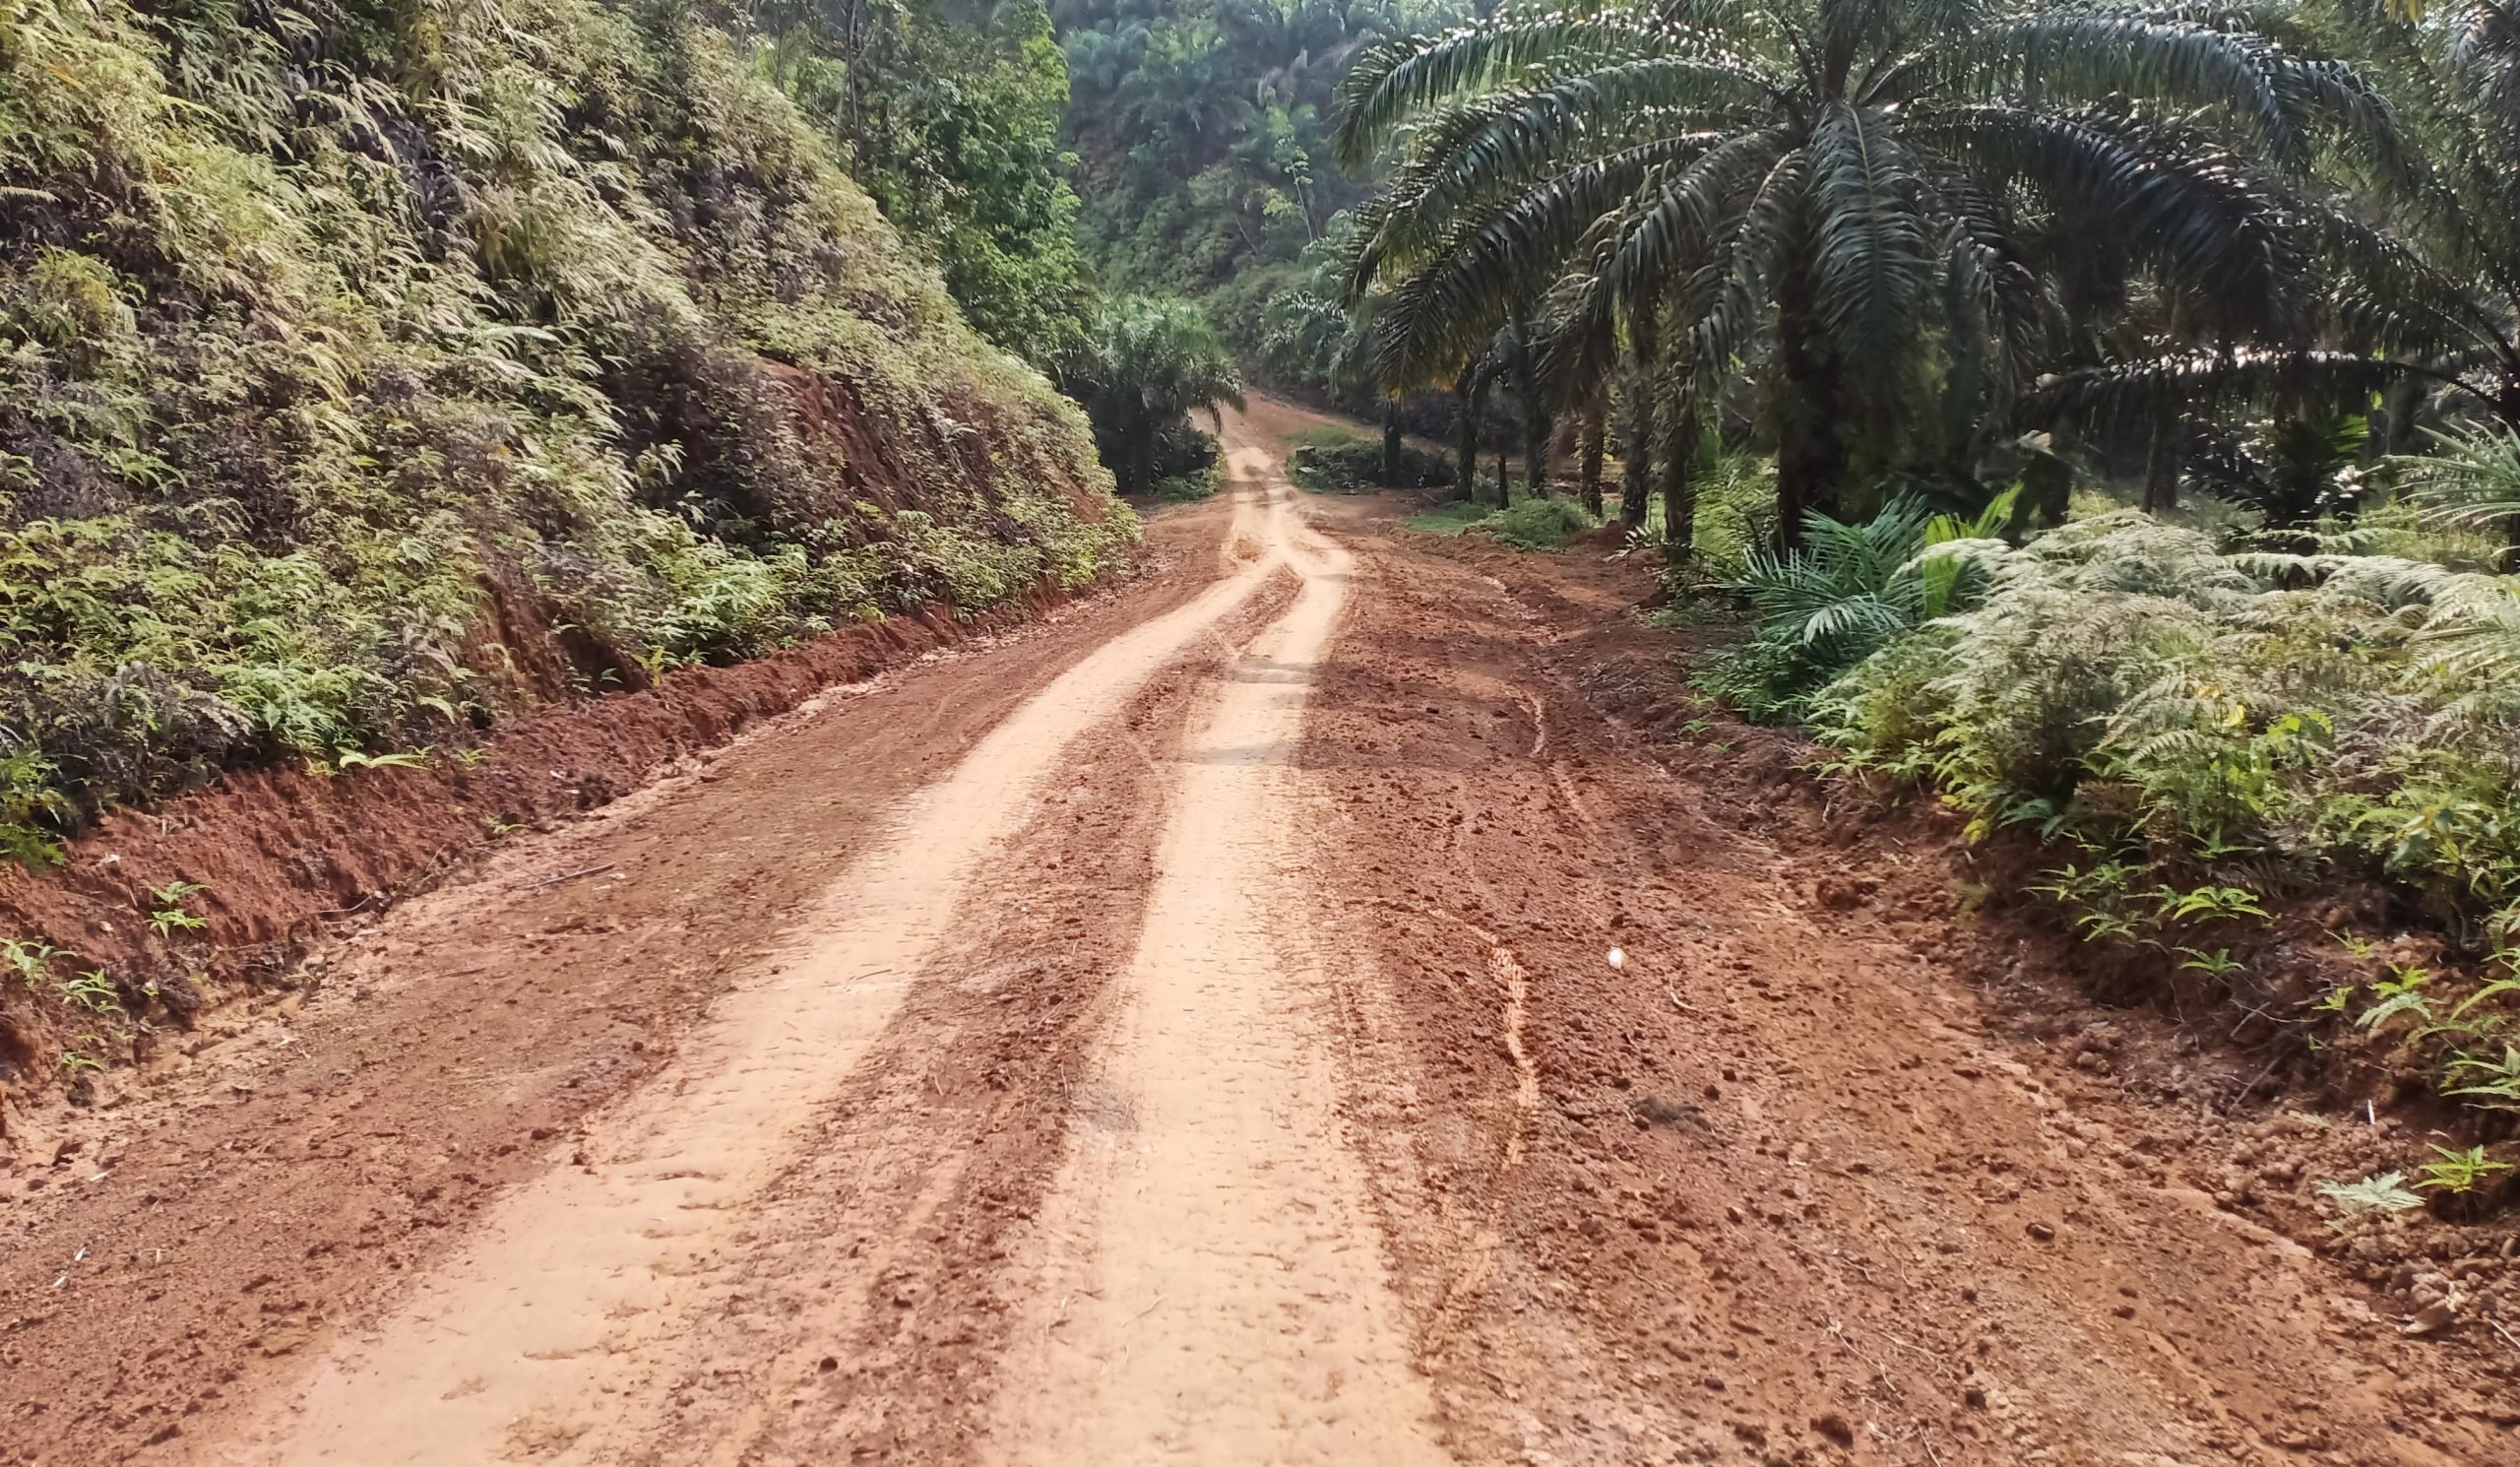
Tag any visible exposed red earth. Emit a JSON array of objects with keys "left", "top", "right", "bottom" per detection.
[{"left": 2, "top": 399, "right": 2513, "bottom": 1466}]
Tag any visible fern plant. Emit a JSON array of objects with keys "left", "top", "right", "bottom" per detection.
[
  {"left": 2316, "top": 1172, "right": 2425, "bottom": 1223},
  {"left": 1697, "top": 494, "right": 2012, "bottom": 722},
  {"left": 1818, "top": 516, "right": 2520, "bottom": 916}
]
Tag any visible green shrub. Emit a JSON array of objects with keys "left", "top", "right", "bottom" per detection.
[
  {"left": 1155, "top": 463, "right": 1226, "bottom": 502},
  {"left": 1685, "top": 452, "right": 1784, "bottom": 579},
  {"left": 1481, "top": 497, "right": 1600, "bottom": 549},
  {"left": 1812, "top": 515, "right": 2520, "bottom": 919}
]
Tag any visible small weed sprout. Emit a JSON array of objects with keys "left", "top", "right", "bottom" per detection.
[
  {"left": 2177, "top": 946, "right": 2245, "bottom": 979},
  {"left": 2443, "top": 1046, "right": 2520, "bottom": 1108},
  {"left": 2152, "top": 884, "right": 2269, "bottom": 924},
  {"left": 2451, "top": 975, "right": 2520, "bottom": 1021},
  {"left": 335, "top": 747, "right": 430, "bottom": 773},
  {"left": 57, "top": 969, "right": 119, "bottom": 1013},
  {"left": 148, "top": 880, "right": 211, "bottom": 937},
  {"left": 2357, "top": 965, "right": 2436, "bottom": 1033},
  {"left": 2413, "top": 1144, "right": 2511, "bottom": 1195},
  {"left": 2, "top": 937, "right": 54, "bottom": 985}
]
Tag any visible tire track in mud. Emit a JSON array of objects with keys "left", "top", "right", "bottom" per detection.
[
  {"left": 981, "top": 426, "right": 1447, "bottom": 1467},
  {"left": 1423, "top": 914, "right": 1541, "bottom": 1353},
  {"left": 198, "top": 489, "right": 1294, "bottom": 1466},
  {"left": 610, "top": 587, "right": 1300, "bottom": 1467}
]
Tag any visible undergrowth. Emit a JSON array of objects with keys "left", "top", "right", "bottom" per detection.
[
  {"left": 0, "top": 0, "right": 1135, "bottom": 859},
  {"left": 1480, "top": 496, "right": 1599, "bottom": 549},
  {"left": 1285, "top": 425, "right": 1450, "bottom": 495},
  {"left": 1794, "top": 513, "right": 2520, "bottom": 1144},
  {"left": 1405, "top": 501, "right": 1491, "bottom": 535},
  {"left": 1692, "top": 492, "right": 2015, "bottom": 721}
]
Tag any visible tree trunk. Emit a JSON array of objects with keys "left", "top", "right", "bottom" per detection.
[
  {"left": 1774, "top": 262, "right": 1845, "bottom": 552},
  {"left": 2143, "top": 400, "right": 2181, "bottom": 515},
  {"left": 2375, "top": 377, "right": 2424, "bottom": 457},
  {"left": 1620, "top": 363, "right": 1653, "bottom": 533},
  {"left": 1525, "top": 398, "right": 1552, "bottom": 498},
  {"left": 1495, "top": 445, "right": 1511, "bottom": 508},
  {"left": 2497, "top": 374, "right": 2520, "bottom": 567},
  {"left": 1382, "top": 401, "right": 1404, "bottom": 485},
  {"left": 1454, "top": 369, "right": 1482, "bottom": 502},
  {"left": 1578, "top": 406, "right": 1606, "bottom": 519},
  {"left": 1661, "top": 400, "right": 1698, "bottom": 552},
  {"left": 1123, "top": 422, "right": 1153, "bottom": 498}
]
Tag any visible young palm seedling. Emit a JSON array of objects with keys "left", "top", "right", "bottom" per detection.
[
  {"left": 1, "top": 937, "right": 53, "bottom": 986},
  {"left": 148, "top": 880, "right": 211, "bottom": 938}
]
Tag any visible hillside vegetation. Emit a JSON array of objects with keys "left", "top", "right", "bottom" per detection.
[{"left": 0, "top": 0, "right": 1133, "bottom": 858}]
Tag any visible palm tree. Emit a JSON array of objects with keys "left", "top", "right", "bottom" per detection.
[
  {"left": 1576, "top": 399, "right": 1607, "bottom": 516},
  {"left": 1333, "top": 0, "right": 2394, "bottom": 547},
  {"left": 2291, "top": 0, "right": 2520, "bottom": 435},
  {"left": 1064, "top": 296, "right": 1248, "bottom": 496},
  {"left": 1262, "top": 224, "right": 1416, "bottom": 480}
]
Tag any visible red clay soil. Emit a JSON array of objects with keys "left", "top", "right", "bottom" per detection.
[
  {"left": 1, "top": 405, "right": 2514, "bottom": 1467},
  {"left": 1294, "top": 490, "right": 2519, "bottom": 1465},
  {"left": 0, "top": 570, "right": 1135, "bottom": 1134},
  {"left": 0, "top": 501, "right": 1226, "bottom": 1459}
]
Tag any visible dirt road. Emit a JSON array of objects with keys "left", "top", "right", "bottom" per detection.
[{"left": 3, "top": 403, "right": 2514, "bottom": 1465}]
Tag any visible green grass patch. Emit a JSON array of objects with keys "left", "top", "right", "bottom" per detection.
[
  {"left": 1287, "top": 425, "right": 1374, "bottom": 452},
  {"left": 1482, "top": 497, "right": 1600, "bottom": 549}
]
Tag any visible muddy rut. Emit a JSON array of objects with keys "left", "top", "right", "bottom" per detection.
[{"left": 2, "top": 402, "right": 2513, "bottom": 1466}]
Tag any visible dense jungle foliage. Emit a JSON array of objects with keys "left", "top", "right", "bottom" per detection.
[
  {"left": 0, "top": 0, "right": 1138, "bottom": 855},
  {"left": 1052, "top": 0, "right": 1458, "bottom": 355}
]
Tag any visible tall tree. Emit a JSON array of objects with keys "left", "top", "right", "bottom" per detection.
[
  {"left": 756, "top": 0, "right": 1093, "bottom": 361},
  {"left": 1334, "top": 0, "right": 2393, "bottom": 546},
  {"left": 1063, "top": 296, "right": 1248, "bottom": 495}
]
